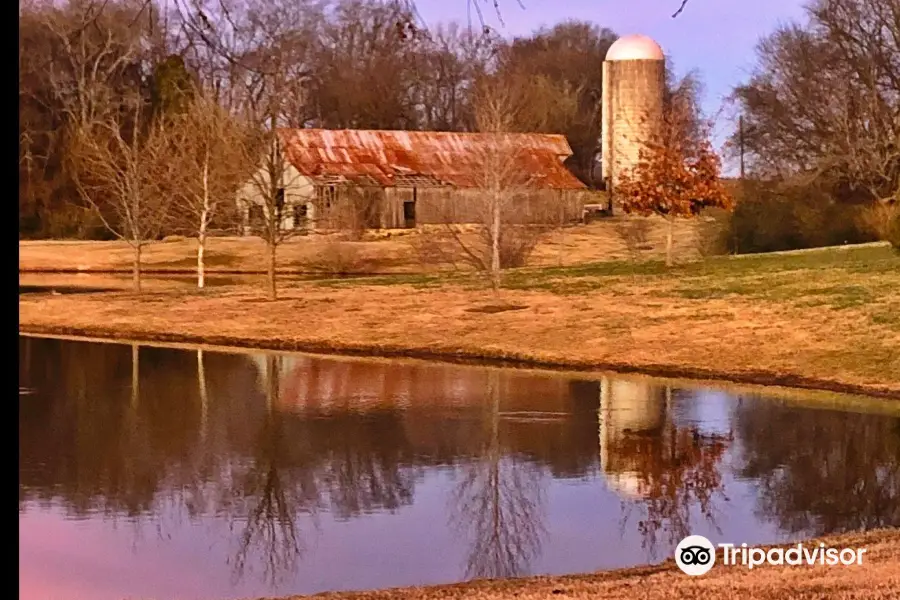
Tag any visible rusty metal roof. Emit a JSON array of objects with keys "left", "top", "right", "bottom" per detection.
[{"left": 276, "top": 129, "right": 586, "bottom": 190}]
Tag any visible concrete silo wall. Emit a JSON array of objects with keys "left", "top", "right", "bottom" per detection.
[{"left": 601, "top": 59, "right": 666, "bottom": 191}]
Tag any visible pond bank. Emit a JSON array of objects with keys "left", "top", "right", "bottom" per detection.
[
  {"left": 18, "top": 244, "right": 900, "bottom": 401},
  {"left": 18, "top": 323, "right": 900, "bottom": 401},
  {"left": 264, "top": 528, "right": 900, "bottom": 600}
]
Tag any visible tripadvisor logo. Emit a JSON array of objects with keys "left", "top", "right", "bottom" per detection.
[
  {"left": 674, "top": 535, "right": 868, "bottom": 576},
  {"left": 675, "top": 535, "right": 716, "bottom": 576}
]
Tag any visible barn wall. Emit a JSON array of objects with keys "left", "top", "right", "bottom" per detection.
[
  {"left": 238, "top": 163, "right": 316, "bottom": 235},
  {"left": 242, "top": 178, "right": 596, "bottom": 232},
  {"left": 417, "top": 187, "right": 589, "bottom": 225}
]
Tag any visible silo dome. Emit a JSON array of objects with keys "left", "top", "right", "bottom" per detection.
[{"left": 605, "top": 34, "right": 664, "bottom": 62}]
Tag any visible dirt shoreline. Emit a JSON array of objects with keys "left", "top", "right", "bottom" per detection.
[
  {"left": 18, "top": 267, "right": 408, "bottom": 276},
  {"left": 18, "top": 323, "right": 900, "bottom": 400},
  {"left": 257, "top": 528, "right": 900, "bottom": 600}
]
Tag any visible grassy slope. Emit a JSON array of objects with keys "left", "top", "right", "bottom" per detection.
[
  {"left": 19, "top": 244, "right": 900, "bottom": 398},
  {"left": 17, "top": 218, "right": 708, "bottom": 274},
  {"left": 256, "top": 528, "right": 900, "bottom": 600}
]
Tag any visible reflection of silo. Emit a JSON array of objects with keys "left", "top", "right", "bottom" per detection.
[
  {"left": 598, "top": 377, "right": 668, "bottom": 498},
  {"left": 601, "top": 34, "right": 666, "bottom": 202}
]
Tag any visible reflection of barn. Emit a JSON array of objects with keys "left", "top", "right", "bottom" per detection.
[
  {"left": 252, "top": 354, "right": 583, "bottom": 413},
  {"left": 598, "top": 377, "right": 669, "bottom": 499},
  {"left": 250, "top": 353, "right": 601, "bottom": 477},
  {"left": 238, "top": 129, "right": 592, "bottom": 234}
]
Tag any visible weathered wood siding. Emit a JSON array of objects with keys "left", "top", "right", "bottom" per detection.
[
  {"left": 240, "top": 178, "right": 597, "bottom": 233},
  {"left": 416, "top": 187, "right": 590, "bottom": 225}
]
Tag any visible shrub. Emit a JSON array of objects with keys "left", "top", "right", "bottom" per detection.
[
  {"left": 614, "top": 218, "right": 654, "bottom": 261},
  {"left": 484, "top": 225, "right": 546, "bottom": 268},
  {"left": 724, "top": 180, "right": 878, "bottom": 254},
  {"left": 409, "top": 224, "right": 546, "bottom": 271},
  {"left": 888, "top": 209, "right": 900, "bottom": 251},
  {"left": 857, "top": 202, "right": 900, "bottom": 244},
  {"left": 694, "top": 211, "right": 730, "bottom": 257},
  {"left": 302, "top": 239, "right": 366, "bottom": 275}
]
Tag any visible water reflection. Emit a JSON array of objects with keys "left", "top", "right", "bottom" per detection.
[
  {"left": 448, "top": 370, "right": 547, "bottom": 580},
  {"left": 599, "top": 380, "right": 731, "bottom": 558},
  {"left": 18, "top": 336, "right": 900, "bottom": 600},
  {"left": 734, "top": 397, "right": 900, "bottom": 535}
]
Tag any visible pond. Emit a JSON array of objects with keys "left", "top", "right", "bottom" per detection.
[{"left": 18, "top": 335, "right": 900, "bottom": 600}]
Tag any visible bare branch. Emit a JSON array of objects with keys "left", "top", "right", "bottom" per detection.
[{"left": 672, "top": 0, "right": 690, "bottom": 18}]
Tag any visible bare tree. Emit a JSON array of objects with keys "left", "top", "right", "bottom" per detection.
[
  {"left": 69, "top": 97, "right": 176, "bottom": 292},
  {"left": 19, "top": 0, "right": 162, "bottom": 238},
  {"left": 237, "top": 127, "right": 312, "bottom": 300},
  {"left": 729, "top": 0, "right": 899, "bottom": 206},
  {"left": 402, "top": 0, "right": 693, "bottom": 33},
  {"left": 308, "top": 0, "right": 423, "bottom": 130},
  {"left": 39, "top": 0, "right": 147, "bottom": 129},
  {"left": 199, "top": 0, "right": 322, "bottom": 300},
  {"left": 474, "top": 81, "right": 533, "bottom": 290},
  {"left": 410, "top": 76, "right": 572, "bottom": 289},
  {"left": 168, "top": 95, "right": 251, "bottom": 288},
  {"left": 414, "top": 23, "right": 497, "bottom": 131}
]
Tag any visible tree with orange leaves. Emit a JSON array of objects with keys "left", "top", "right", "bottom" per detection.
[{"left": 616, "top": 97, "right": 733, "bottom": 267}]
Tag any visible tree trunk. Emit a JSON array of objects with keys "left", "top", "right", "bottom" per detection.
[
  {"left": 198, "top": 152, "right": 210, "bottom": 289},
  {"left": 267, "top": 241, "right": 278, "bottom": 301},
  {"left": 197, "top": 229, "right": 206, "bottom": 289},
  {"left": 490, "top": 190, "right": 501, "bottom": 292},
  {"left": 665, "top": 216, "right": 674, "bottom": 267},
  {"left": 132, "top": 244, "right": 142, "bottom": 293}
]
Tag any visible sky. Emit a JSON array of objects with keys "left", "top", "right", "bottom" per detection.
[{"left": 414, "top": 0, "right": 810, "bottom": 174}]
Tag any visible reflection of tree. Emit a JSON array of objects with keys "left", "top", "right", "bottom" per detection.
[
  {"left": 600, "top": 383, "right": 732, "bottom": 559},
  {"left": 225, "top": 355, "right": 420, "bottom": 586},
  {"left": 228, "top": 355, "right": 319, "bottom": 587},
  {"left": 316, "top": 411, "right": 417, "bottom": 520},
  {"left": 616, "top": 424, "right": 731, "bottom": 557},
  {"left": 448, "top": 371, "right": 547, "bottom": 580},
  {"left": 735, "top": 397, "right": 900, "bottom": 536}
]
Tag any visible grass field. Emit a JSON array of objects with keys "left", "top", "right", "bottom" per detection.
[
  {"left": 19, "top": 242, "right": 900, "bottom": 399},
  {"left": 260, "top": 528, "right": 900, "bottom": 600},
  {"left": 18, "top": 217, "right": 711, "bottom": 274}
]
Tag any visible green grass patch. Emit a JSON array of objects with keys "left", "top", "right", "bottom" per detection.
[
  {"left": 870, "top": 310, "right": 900, "bottom": 329},
  {"left": 309, "top": 244, "right": 900, "bottom": 304},
  {"left": 313, "top": 272, "right": 455, "bottom": 289}
]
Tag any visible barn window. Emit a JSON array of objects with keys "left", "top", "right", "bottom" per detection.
[
  {"left": 248, "top": 205, "right": 264, "bottom": 231},
  {"left": 293, "top": 203, "right": 308, "bottom": 229},
  {"left": 317, "top": 185, "right": 337, "bottom": 209}
]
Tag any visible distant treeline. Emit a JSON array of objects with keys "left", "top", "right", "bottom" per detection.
[
  {"left": 18, "top": 0, "right": 710, "bottom": 240},
  {"left": 18, "top": 0, "right": 898, "bottom": 251},
  {"left": 723, "top": 0, "right": 899, "bottom": 252}
]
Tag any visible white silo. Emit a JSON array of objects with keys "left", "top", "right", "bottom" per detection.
[{"left": 601, "top": 34, "right": 666, "bottom": 208}]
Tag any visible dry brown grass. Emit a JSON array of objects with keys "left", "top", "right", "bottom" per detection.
[
  {"left": 18, "top": 217, "right": 711, "bottom": 274},
  {"left": 18, "top": 244, "right": 900, "bottom": 398},
  {"left": 257, "top": 528, "right": 900, "bottom": 600}
]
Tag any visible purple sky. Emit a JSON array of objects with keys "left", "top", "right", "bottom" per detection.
[{"left": 415, "top": 0, "right": 810, "bottom": 173}]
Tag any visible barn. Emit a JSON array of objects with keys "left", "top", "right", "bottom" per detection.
[{"left": 238, "top": 128, "right": 592, "bottom": 234}]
